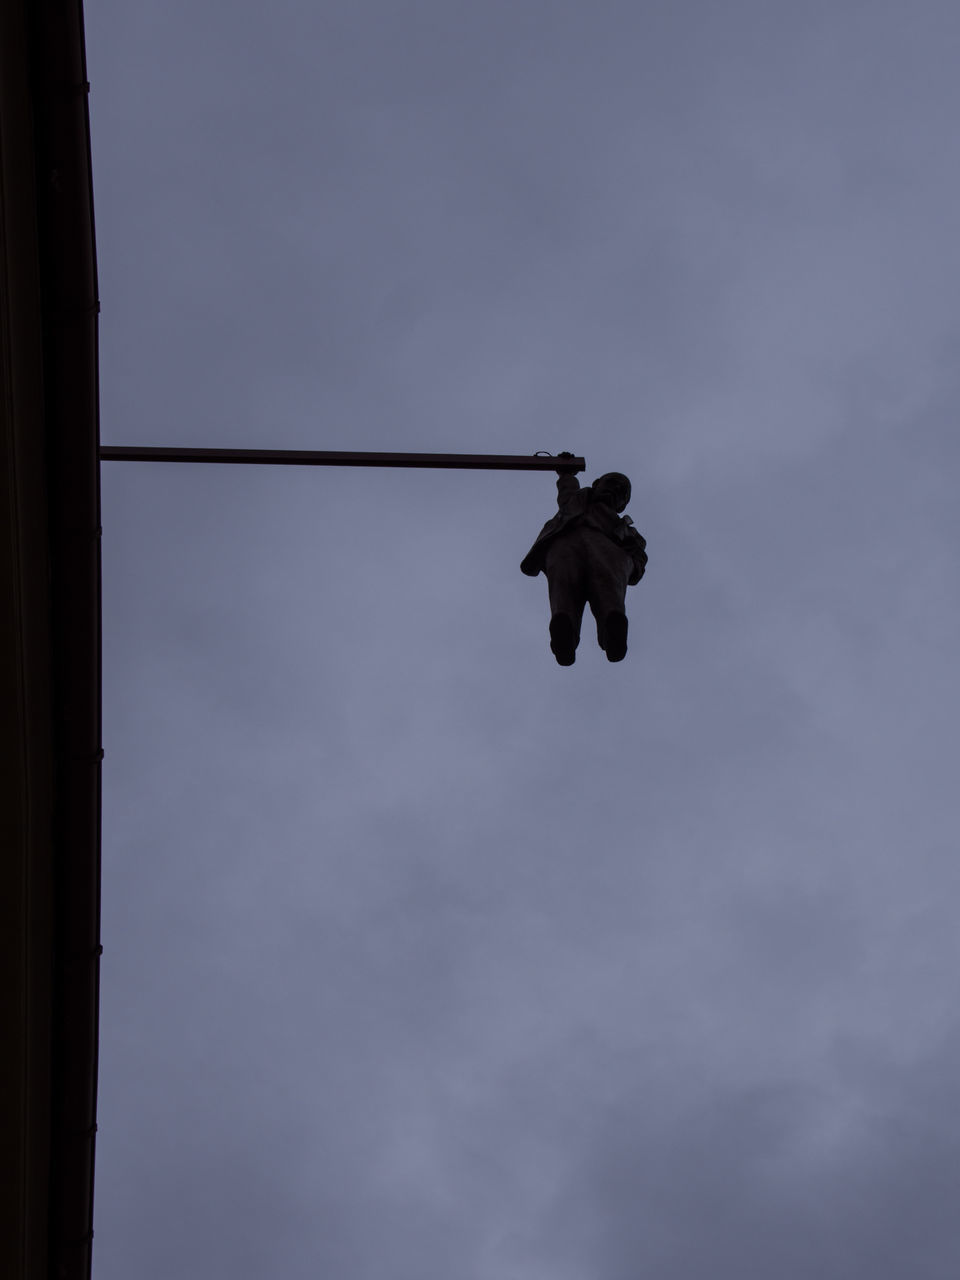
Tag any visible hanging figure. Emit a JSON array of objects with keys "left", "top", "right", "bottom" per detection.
[{"left": 522, "top": 455, "right": 647, "bottom": 665}]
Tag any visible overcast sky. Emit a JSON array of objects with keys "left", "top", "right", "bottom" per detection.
[{"left": 85, "top": 2, "right": 960, "bottom": 1276}]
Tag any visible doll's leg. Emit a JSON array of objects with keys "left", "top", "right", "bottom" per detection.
[
  {"left": 583, "top": 533, "right": 631, "bottom": 661},
  {"left": 544, "top": 538, "right": 587, "bottom": 665}
]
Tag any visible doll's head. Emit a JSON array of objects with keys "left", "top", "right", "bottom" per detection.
[{"left": 592, "top": 473, "right": 631, "bottom": 513}]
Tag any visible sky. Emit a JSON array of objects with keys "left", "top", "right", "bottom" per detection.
[{"left": 85, "top": 2, "right": 960, "bottom": 1276}]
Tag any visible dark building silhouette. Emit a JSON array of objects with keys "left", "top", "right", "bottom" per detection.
[{"left": 1, "top": 3, "right": 102, "bottom": 1278}]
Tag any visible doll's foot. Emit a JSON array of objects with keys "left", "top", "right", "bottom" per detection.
[
  {"left": 604, "top": 612, "right": 628, "bottom": 662},
  {"left": 549, "top": 614, "right": 577, "bottom": 666}
]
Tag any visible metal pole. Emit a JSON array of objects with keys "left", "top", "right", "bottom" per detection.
[{"left": 99, "top": 446, "right": 585, "bottom": 472}]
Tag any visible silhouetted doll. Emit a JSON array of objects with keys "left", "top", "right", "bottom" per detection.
[{"left": 522, "top": 466, "right": 647, "bottom": 665}]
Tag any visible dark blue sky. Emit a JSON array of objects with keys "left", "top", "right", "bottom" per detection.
[{"left": 88, "top": 2, "right": 960, "bottom": 1275}]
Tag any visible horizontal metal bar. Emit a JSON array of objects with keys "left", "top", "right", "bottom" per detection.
[{"left": 99, "top": 446, "right": 585, "bottom": 472}]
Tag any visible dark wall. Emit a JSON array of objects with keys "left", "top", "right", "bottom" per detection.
[{"left": 0, "top": 3, "right": 101, "bottom": 1278}]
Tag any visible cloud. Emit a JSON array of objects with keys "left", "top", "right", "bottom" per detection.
[{"left": 90, "top": 0, "right": 960, "bottom": 1276}]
